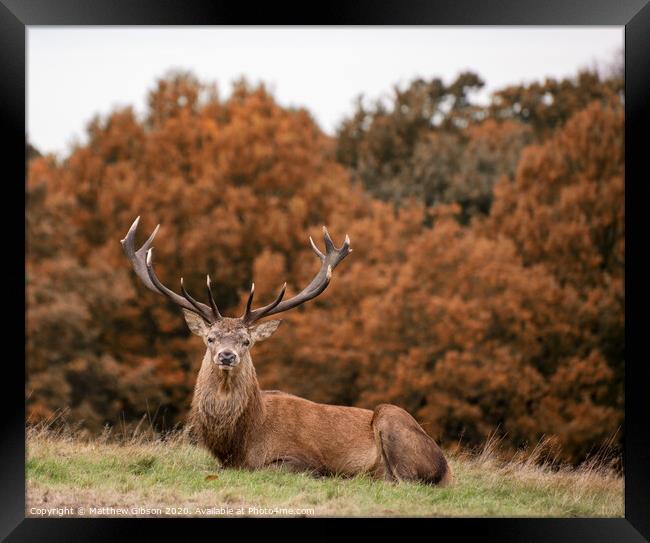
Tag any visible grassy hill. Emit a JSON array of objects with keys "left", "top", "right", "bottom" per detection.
[{"left": 26, "top": 426, "right": 623, "bottom": 518}]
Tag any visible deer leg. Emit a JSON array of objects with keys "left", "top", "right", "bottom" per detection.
[{"left": 371, "top": 404, "right": 452, "bottom": 486}]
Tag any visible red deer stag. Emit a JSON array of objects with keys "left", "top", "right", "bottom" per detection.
[{"left": 121, "top": 217, "right": 452, "bottom": 485}]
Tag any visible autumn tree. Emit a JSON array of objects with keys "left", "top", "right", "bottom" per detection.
[
  {"left": 409, "top": 120, "right": 533, "bottom": 222},
  {"left": 488, "top": 70, "right": 623, "bottom": 138},
  {"left": 335, "top": 73, "right": 535, "bottom": 221},
  {"left": 486, "top": 101, "right": 625, "bottom": 459}
]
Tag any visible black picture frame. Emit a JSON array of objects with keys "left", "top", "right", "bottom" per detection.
[{"left": 4, "top": 0, "right": 648, "bottom": 539}]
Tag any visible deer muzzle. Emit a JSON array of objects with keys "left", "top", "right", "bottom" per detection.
[{"left": 216, "top": 349, "right": 238, "bottom": 370}]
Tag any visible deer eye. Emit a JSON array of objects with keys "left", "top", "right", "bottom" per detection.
[
  {"left": 243, "top": 339, "right": 250, "bottom": 347},
  {"left": 207, "top": 337, "right": 215, "bottom": 344}
]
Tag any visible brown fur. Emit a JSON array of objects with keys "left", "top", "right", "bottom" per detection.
[{"left": 186, "top": 317, "right": 451, "bottom": 485}]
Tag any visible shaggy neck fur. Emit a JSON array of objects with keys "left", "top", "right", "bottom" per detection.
[{"left": 190, "top": 349, "right": 263, "bottom": 467}]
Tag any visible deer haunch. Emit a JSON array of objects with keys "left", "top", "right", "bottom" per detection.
[{"left": 372, "top": 404, "right": 452, "bottom": 485}]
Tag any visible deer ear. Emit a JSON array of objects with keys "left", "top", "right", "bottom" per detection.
[
  {"left": 249, "top": 320, "right": 282, "bottom": 343},
  {"left": 182, "top": 309, "right": 209, "bottom": 337}
]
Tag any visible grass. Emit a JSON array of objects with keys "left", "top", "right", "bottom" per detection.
[{"left": 26, "top": 425, "right": 623, "bottom": 518}]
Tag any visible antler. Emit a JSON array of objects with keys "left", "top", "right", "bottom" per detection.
[
  {"left": 120, "top": 216, "right": 221, "bottom": 323},
  {"left": 121, "top": 218, "right": 352, "bottom": 326},
  {"left": 242, "top": 226, "right": 352, "bottom": 324}
]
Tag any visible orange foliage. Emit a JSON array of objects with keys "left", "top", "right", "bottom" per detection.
[{"left": 26, "top": 71, "right": 623, "bottom": 463}]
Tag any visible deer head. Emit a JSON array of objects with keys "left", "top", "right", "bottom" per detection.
[{"left": 120, "top": 217, "right": 352, "bottom": 375}]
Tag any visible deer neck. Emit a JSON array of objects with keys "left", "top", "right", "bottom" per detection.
[{"left": 191, "top": 349, "right": 263, "bottom": 465}]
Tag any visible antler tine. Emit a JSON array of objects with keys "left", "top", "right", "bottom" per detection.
[
  {"left": 309, "top": 236, "right": 326, "bottom": 261},
  {"left": 245, "top": 283, "right": 256, "bottom": 316},
  {"left": 242, "top": 226, "right": 351, "bottom": 324},
  {"left": 120, "top": 217, "right": 160, "bottom": 294},
  {"left": 145, "top": 250, "right": 214, "bottom": 323},
  {"left": 322, "top": 225, "right": 336, "bottom": 252},
  {"left": 242, "top": 282, "right": 287, "bottom": 324},
  {"left": 343, "top": 234, "right": 352, "bottom": 253},
  {"left": 206, "top": 275, "right": 223, "bottom": 320},
  {"left": 121, "top": 217, "right": 220, "bottom": 323},
  {"left": 180, "top": 277, "right": 216, "bottom": 323}
]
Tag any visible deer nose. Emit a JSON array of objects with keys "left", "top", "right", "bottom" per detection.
[{"left": 217, "top": 350, "right": 237, "bottom": 366}]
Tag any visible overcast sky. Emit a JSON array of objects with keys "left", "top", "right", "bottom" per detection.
[{"left": 28, "top": 27, "right": 623, "bottom": 157}]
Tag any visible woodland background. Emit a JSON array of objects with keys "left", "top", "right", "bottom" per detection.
[{"left": 26, "top": 64, "right": 624, "bottom": 464}]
